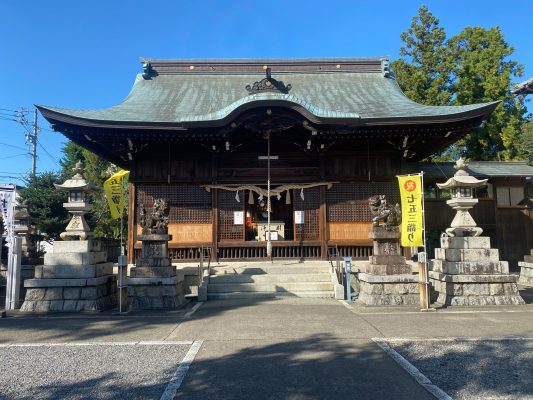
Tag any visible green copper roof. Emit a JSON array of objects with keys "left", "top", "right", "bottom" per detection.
[
  {"left": 410, "top": 161, "right": 533, "bottom": 178},
  {"left": 37, "top": 58, "right": 498, "bottom": 128}
]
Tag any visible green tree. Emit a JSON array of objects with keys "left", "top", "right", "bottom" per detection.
[
  {"left": 18, "top": 172, "right": 69, "bottom": 240},
  {"left": 393, "top": 6, "right": 527, "bottom": 161},
  {"left": 516, "top": 119, "right": 533, "bottom": 165},
  {"left": 391, "top": 5, "right": 452, "bottom": 106},
  {"left": 448, "top": 26, "right": 526, "bottom": 160}
]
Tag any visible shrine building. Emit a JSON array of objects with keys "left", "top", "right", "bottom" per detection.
[{"left": 36, "top": 58, "right": 532, "bottom": 265}]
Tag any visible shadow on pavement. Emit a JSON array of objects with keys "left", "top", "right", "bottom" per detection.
[{"left": 176, "top": 334, "right": 434, "bottom": 400}]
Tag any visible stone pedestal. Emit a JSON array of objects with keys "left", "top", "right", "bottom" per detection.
[
  {"left": 518, "top": 250, "right": 533, "bottom": 286},
  {"left": 429, "top": 236, "right": 524, "bottom": 306},
  {"left": 20, "top": 240, "right": 117, "bottom": 312},
  {"left": 128, "top": 234, "right": 186, "bottom": 309},
  {"left": 358, "top": 227, "right": 418, "bottom": 305}
]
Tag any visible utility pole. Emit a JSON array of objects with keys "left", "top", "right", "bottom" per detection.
[
  {"left": 19, "top": 108, "right": 39, "bottom": 176},
  {"left": 30, "top": 109, "right": 38, "bottom": 176}
]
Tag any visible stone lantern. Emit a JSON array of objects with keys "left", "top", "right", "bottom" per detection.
[
  {"left": 437, "top": 158, "right": 487, "bottom": 237},
  {"left": 429, "top": 157, "right": 524, "bottom": 306},
  {"left": 54, "top": 161, "right": 96, "bottom": 240}
]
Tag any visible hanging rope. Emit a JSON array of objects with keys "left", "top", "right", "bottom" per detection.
[{"left": 203, "top": 181, "right": 337, "bottom": 198}]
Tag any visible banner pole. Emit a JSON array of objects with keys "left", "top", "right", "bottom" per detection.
[{"left": 420, "top": 171, "right": 430, "bottom": 309}]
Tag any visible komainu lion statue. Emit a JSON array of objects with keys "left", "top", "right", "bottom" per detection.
[
  {"left": 140, "top": 198, "right": 170, "bottom": 235},
  {"left": 369, "top": 195, "right": 401, "bottom": 229}
]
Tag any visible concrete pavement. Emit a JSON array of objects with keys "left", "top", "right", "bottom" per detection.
[{"left": 1, "top": 297, "right": 533, "bottom": 399}]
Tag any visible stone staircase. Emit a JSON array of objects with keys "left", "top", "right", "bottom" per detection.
[{"left": 207, "top": 261, "right": 335, "bottom": 300}]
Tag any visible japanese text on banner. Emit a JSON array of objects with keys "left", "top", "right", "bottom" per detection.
[
  {"left": 103, "top": 170, "right": 129, "bottom": 219},
  {"left": 0, "top": 185, "right": 15, "bottom": 248},
  {"left": 398, "top": 174, "right": 423, "bottom": 247}
]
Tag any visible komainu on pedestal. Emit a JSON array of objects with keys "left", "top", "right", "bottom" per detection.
[
  {"left": 357, "top": 195, "right": 419, "bottom": 306},
  {"left": 429, "top": 159, "right": 525, "bottom": 306},
  {"left": 128, "top": 199, "right": 187, "bottom": 309}
]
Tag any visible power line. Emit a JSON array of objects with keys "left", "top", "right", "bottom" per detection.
[
  {"left": 0, "top": 116, "right": 18, "bottom": 122},
  {"left": 37, "top": 139, "right": 59, "bottom": 164},
  {"left": 0, "top": 153, "right": 27, "bottom": 160},
  {"left": 0, "top": 142, "right": 27, "bottom": 151}
]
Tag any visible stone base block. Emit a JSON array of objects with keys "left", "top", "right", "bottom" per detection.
[
  {"left": 369, "top": 227, "right": 400, "bottom": 240},
  {"left": 369, "top": 255, "right": 407, "bottom": 265},
  {"left": 440, "top": 236, "right": 491, "bottom": 249},
  {"left": 20, "top": 276, "right": 117, "bottom": 312},
  {"left": 53, "top": 240, "right": 103, "bottom": 253},
  {"left": 434, "top": 248, "right": 500, "bottom": 263},
  {"left": 429, "top": 271, "right": 525, "bottom": 306},
  {"left": 130, "top": 266, "right": 176, "bottom": 277},
  {"left": 128, "top": 280, "right": 187, "bottom": 310},
  {"left": 518, "top": 262, "right": 533, "bottom": 286},
  {"left": 356, "top": 273, "right": 419, "bottom": 306},
  {"left": 431, "top": 259, "right": 508, "bottom": 275},
  {"left": 135, "top": 258, "right": 171, "bottom": 268},
  {"left": 44, "top": 251, "right": 107, "bottom": 266},
  {"left": 34, "top": 263, "right": 113, "bottom": 279},
  {"left": 365, "top": 264, "right": 412, "bottom": 275}
]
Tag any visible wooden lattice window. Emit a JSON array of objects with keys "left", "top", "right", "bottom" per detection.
[
  {"left": 136, "top": 184, "right": 212, "bottom": 224},
  {"left": 327, "top": 182, "right": 399, "bottom": 222},
  {"left": 293, "top": 187, "right": 320, "bottom": 241},
  {"left": 218, "top": 190, "right": 244, "bottom": 241}
]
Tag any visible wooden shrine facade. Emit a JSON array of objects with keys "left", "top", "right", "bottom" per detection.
[{"left": 37, "top": 57, "right": 514, "bottom": 264}]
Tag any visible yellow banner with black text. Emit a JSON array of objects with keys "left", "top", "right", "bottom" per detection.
[
  {"left": 398, "top": 174, "right": 423, "bottom": 247},
  {"left": 103, "top": 170, "right": 129, "bottom": 219}
]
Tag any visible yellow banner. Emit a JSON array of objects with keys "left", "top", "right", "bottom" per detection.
[
  {"left": 103, "top": 170, "right": 129, "bottom": 219},
  {"left": 398, "top": 174, "right": 423, "bottom": 247}
]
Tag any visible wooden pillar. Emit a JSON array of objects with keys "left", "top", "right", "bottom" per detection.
[
  {"left": 319, "top": 185, "right": 328, "bottom": 260},
  {"left": 127, "top": 182, "right": 136, "bottom": 265},
  {"left": 211, "top": 188, "right": 218, "bottom": 262},
  {"left": 318, "top": 154, "right": 328, "bottom": 259}
]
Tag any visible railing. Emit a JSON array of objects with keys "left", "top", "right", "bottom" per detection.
[
  {"left": 331, "top": 245, "right": 373, "bottom": 260},
  {"left": 217, "top": 243, "right": 321, "bottom": 260},
  {"left": 327, "top": 244, "right": 343, "bottom": 285},
  {"left": 198, "top": 246, "right": 211, "bottom": 285},
  {"left": 133, "top": 242, "right": 373, "bottom": 262}
]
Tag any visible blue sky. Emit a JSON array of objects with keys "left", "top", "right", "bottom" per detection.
[{"left": 1, "top": 0, "right": 531, "bottom": 184}]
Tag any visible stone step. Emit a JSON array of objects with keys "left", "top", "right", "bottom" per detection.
[
  {"left": 207, "top": 290, "right": 334, "bottom": 300},
  {"left": 208, "top": 282, "right": 334, "bottom": 293},
  {"left": 209, "top": 273, "right": 332, "bottom": 284},
  {"left": 210, "top": 265, "right": 331, "bottom": 276}
]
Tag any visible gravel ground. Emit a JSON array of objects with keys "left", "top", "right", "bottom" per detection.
[
  {"left": 0, "top": 343, "right": 191, "bottom": 400},
  {"left": 387, "top": 338, "right": 533, "bottom": 400}
]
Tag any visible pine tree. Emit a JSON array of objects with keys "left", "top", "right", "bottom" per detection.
[
  {"left": 448, "top": 26, "right": 527, "bottom": 160},
  {"left": 390, "top": 5, "right": 452, "bottom": 106},
  {"left": 18, "top": 172, "right": 69, "bottom": 240},
  {"left": 392, "top": 6, "right": 528, "bottom": 161}
]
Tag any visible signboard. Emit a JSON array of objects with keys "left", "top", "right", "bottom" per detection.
[
  {"left": 294, "top": 210, "right": 304, "bottom": 224},
  {"left": 398, "top": 174, "right": 423, "bottom": 247},
  {"left": 266, "top": 231, "right": 278, "bottom": 241},
  {"left": 233, "top": 211, "right": 244, "bottom": 225},
  {"left": 0, "top": 184, "right": 16, "bottom": 248}
]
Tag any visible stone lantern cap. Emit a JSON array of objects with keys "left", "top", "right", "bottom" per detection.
[
  {"left": 54, "top": 161, "right": 97, "bottom": 192},
  {"left": 437, "top": 158, "right": 488, "bottom": 189}
]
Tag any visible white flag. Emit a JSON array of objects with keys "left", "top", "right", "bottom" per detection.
[{"left": 0, "top": 185, "right": 15, "bottom": 248}]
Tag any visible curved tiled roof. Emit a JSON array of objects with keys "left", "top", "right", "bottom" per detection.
[{"left": 37, "top": 58, "right": 498, "bottom": 128}]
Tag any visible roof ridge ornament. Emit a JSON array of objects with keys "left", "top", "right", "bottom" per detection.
[
  {"left": 246, "top": 67, "right": 292, "bottom": 95},
  {"left": 142, "top": 62, "right": 154, "bottom": 80}
]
